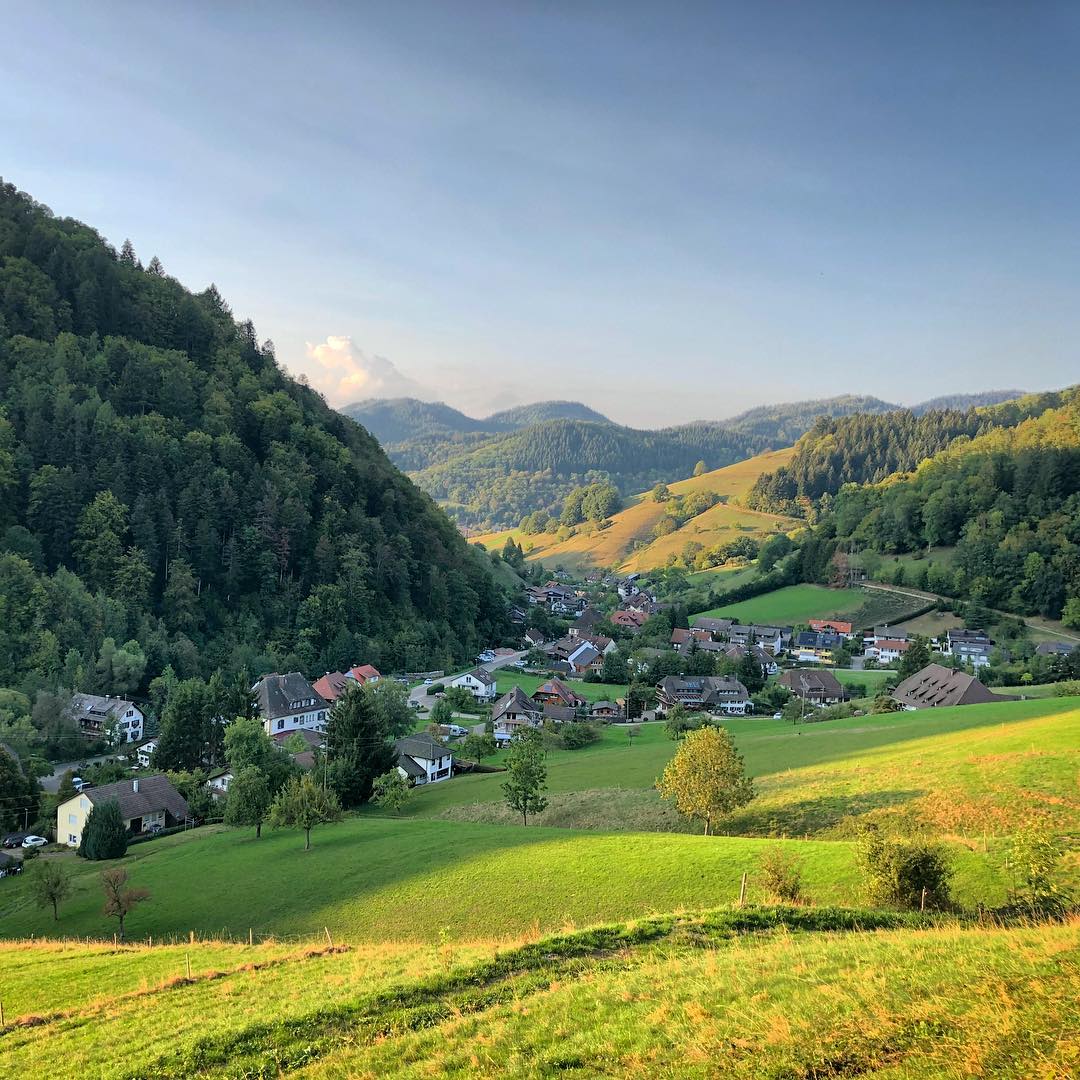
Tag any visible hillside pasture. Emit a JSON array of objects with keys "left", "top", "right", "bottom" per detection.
[{"left": 692, "top": 584, "right": 867, "bottom": 625}]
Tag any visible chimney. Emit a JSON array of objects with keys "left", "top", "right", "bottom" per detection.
[{"left": 132, "top": 778, "right": 139, "bottom": 793}]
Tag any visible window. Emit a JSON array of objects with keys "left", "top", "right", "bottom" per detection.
[
  {"left": 277, "top": 719, "right": 284, "bottom": 730},
  {"left": 80, "top": 797, "right": 88, "bottom": 809},
  {"left": 69, "top": 834, "right": 77, "bottom": 844},
  {"left": 68, "top": 813, "right": 77, "bottom": 825}
]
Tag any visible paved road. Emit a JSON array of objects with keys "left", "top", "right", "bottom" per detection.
[
  {"left": 407, "top": 650, "right": 526, "bottom": 712},
  {"left": 39, "top": 753, "right": 119, "bottom": 794}
]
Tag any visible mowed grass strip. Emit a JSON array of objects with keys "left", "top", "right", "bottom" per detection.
[
  {"left": 295, "top": 921, "right": 1080, "bottom": 1079},
  {"left": 692, "top": 584, "right": 869, "bottom": 625}
]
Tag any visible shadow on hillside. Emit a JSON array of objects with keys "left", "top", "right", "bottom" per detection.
[{"left": 725, "top": 788, "right": 923, "bottom": 838}]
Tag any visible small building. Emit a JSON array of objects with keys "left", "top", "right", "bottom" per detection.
[
  {"left": 778, "top": 669, "right": 846, "bottom": 705},
  {"left": 523, "top": 627, "right": 546, "bottom": 648},
  {"left": 254, "top": 672, "right": 329, "bottom": 738},
  {"left": 867, "top": 639, "right": 910, "bottom": 665},
  {"left": 670, "top": 627, "right": 713, "bottom": 651},
  {"left": 532, "top": 677, "right": 585, "bottom": 709},
  {"left": 450, "top": 668, "right": 498, "bottom": 701},
  {"left": 206, "top": 769, "right": 233, "bottom": 798},
  {"left": 944, "top": 629, "right": 994, "bottom": 669},
  {"left": 724, "top": 643, "right": 779, "bottom": 676},
  {"left": 809, "top": 619, "right": 855, "bottom": 639},
  {"left": 135, "top": 739, "right": 157, "bottom": 769},
  {"left": 69, "top": 694, "right": 146, "bottom": 744},
  {"left": 567, "top": 642, "right": 602, "bottom": 676},
  {"left": 610, "top": 610, "right": 647, "bottom": 632},
  {"left": 891, "top": 663, "right": 1002, "bottom": 710},
  {"left": 589, "top": 700, "right": 621, "bottom": 720},
  {"left": 395, "top": 734, "right": 453, "bottom": 785},
  {"left": 348, "top": 664, "right": 381, "bottom": 684},
  {"left": 1035, "top": 641, "right": 1076, "bottom": 657},
  {"left": 692, "top": 616, "right": 734, "bottom": 636},
  {"left": 793, "top": 630, "right": 842, "bottom": 663},
  {"left": 569, "top": 607, "right": 604, "bottom": 639},
  {"left": 492, "top": 687, "right": 543, "bottom": 743},
  {"left": 57, "top": 775, "right": 189, "bottom": 848}
]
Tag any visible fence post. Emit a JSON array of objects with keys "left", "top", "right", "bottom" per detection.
[
  {"left": 920, "top": 887, "right": 927, "bottom": 912},
  {"left": 186, "top": 952, "right": 191, "bottom": 979},
  {"left": 738, "top": 872, "right": 747, "bottom": 906},
  {"left": 324, "top": 926, "right": 333, "bottom": 947},
  {"left": 189, "top": 930, "right": 195, "bottom": 945},
  {"left": 249, "top": 927, "right": 253, "bottom": 946}
]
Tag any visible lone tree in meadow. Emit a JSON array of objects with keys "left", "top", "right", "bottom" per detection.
[
  {"left": 371, "top": 769, "right": 412, "bottom": 814},
  {"left": 223, "top": 765, "right": 271, "bottom": 838},
  {"left": 459, "top": 732, "right": 497, "bottom": 764},
  {"left": 78, "top": 798, "right": 129, "bottom": 860},
  {"left": 656, "top": 725, "right": 754, "bottom": 835},
  {"left": 502, "top": 731, "right": 548, "bottom": 826},
  {"left": 101, "top": 867, "right": 150, "bottom": 942},
  {"left": 268, "top": 773, "right": 342, "bottom": 850},
  {"left": 30, "top": 859, "right": 73, "bottom": 921}
]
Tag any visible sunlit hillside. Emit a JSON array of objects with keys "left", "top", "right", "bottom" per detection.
[{"left": 474, "top": 446, "right": 796, "bottom": 573}]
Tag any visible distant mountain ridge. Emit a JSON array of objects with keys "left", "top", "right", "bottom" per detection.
[{"left": 342, "top": 389, "right": 1031, "bottom": 531}]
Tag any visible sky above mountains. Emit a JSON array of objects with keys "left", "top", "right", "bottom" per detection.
[{"left": 5, "top": 3, "right": 1079, "bottom": 426}]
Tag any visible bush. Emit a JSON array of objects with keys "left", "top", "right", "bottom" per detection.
[
  {"left": 857, "top": 828, "right": 952, "bottom": 910},
  {"left": 559, "top": 722, "right": 600, "bottom": 750},
  {"left": 1008, "top": 818, "right": 1072, "bottom": 916},
  {"left": 758, "top": 847, "right": 803, "bottom": 904},
  {"left": 1052, "top": 680, "right": 1080, "bottom": 697},
  {"left": 427, "top": 683, "right": 445, "bottom": 696}
]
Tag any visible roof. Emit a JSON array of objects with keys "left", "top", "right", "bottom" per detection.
[
  {"left": 70, "top": 694, "right": 139, "bottom": 720},
  {"left": 455, "top": 668, "right": 496, "bottom": 686},
  {"left": 655, "top": 676, "right": 750, "bottom": 702},
  {"left": 891, "top": 663, "right": 1000, "bottom": 709},
  {"left": 875, "top": 639, "right": 911, "bottom": 651},
  {"left": 534, "top": 678, "right": 580, "bottom": 706},
  {"left": 395, "top": 734, "right": 448, "bottom": 763},
  {"left": 349, "top": 664, "right": 381, "bottom": 681},
  {"left": 590, "top": 700, "right": 619, "bottom": 712},
  {"left": 493, "top": 686, "right": 541, "bottom": 721},
  {"left": 809, "top": 619, "right": 853, "bottom": 634},
  {"left": 312, "top": 671, "right": 349, "bottom": 702},
  {"left": 255, "top": 673, "right": 327, "bottom": 720},
  {"left": 693, "top": 617, "right": 733, "bottom": 632},
  {"left": 291, "top": 750, "right": 316, "bottom": 770},
  {"left": 542, "top": 704, "right": 577, "bottom": 723},
  {"left": 271, "top": 728, "right": 324, "bottom": 749},
  {"left": 71, "top": 775, "right": 189, "bottom": 821},
  {"left": 778, "top": 669, "right": 844, "bottom": 697},
  {"left": 572, "top": 607, "right": 603, "bottom": 629},
  {"left": 569, "top": 644, "right": 600, "bottom": 668},
  {"left": 397, "top": 754, "right": 427, "bottom": 779},
  {"left": 1035, "top": 641, "right": 1076, "bottom": 655}
]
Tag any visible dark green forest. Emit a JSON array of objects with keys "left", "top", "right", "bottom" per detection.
[
  {"left": 744, "top": 392, "right": 1061, "bottom": 514},
  {"left": 780, "top": 391, "right": 1080, "bottom": 624},
  {"left": 0, "top": 182, "right": 511, "bottom": 706}
]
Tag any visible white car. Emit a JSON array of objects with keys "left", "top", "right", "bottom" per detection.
[
  {"left": 445, "top": 724, "right": 469, "bottom": 737},
  {"left": 423, "top": 678, "right": 434, "bottom": 685},
  {"left": 772, "top": 712, "right": 783, "bottom": 720},
  {"left": 22, "top": 835, "right": 48, "bottom": 849}
]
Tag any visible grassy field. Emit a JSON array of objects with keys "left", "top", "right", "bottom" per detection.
[
  {"left": 693, "top": 584, "right": 868, "bottom": 625},
  {"left": 473, "top": 448, "right": 797, "bottom": 574},
  {"left": 493, "top": 671, "right": 627, "bottom": 702},
  {"left": 5, "top": 914, "right": 1077, "bottom": 1079}
]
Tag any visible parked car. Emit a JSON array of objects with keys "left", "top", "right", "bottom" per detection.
[
  {"left": 408, "top": 700, "right": 422, "bottom": 711},
  {"left": 0, "top": 861, "right": 24, "bottom": 878},
  {"left": 21, "top": 835, "right": 48, "bottom": 849},
  {"left": 772, "top": 712, "right": 783, "bottom": 720},
  {"left": 146, "top": 823, "right": 164, "bottom": 835},
  {"left": 2, "top": 833, "right": 28, "bottom": 849},
  {"left": 71, "top": 776, "right": 86, "bottom": 791},
  {"left": 423, "top": 678, "right": 434, "bottom": 686},
  {"left": 445, "top": 724, "right": 469, "bottom": 737}
]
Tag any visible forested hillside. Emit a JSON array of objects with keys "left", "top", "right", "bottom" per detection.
[
  {"left": 745, "top": 391, "right": 1061, "bottom": 514},
  {"left": 0, "top": 182, "right": 509, "bottom": 701},
  {"left": 784, "top": 389, "right": 1080, "bottom": 624},
  {"left": 717, "top": 394, "right": 897, "bottom": 443}
]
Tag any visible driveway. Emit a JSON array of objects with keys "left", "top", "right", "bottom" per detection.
[
  {"left": 39, "top": 753, "right": 118, "bottom": 794},
  {"left": 407, "top": 650, "right": 526, "bottom": 712}
]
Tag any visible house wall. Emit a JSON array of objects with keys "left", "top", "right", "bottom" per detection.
[{"left": 263, "top": 708, "right": 327, "bottom": 737}]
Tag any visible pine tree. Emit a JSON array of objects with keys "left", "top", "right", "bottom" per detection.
[
  {"left": 324, "top": 684, "right": 397, "bottom": 807},
  {"left": 79, "top": 799, "right": 129, "bottom": 860}
]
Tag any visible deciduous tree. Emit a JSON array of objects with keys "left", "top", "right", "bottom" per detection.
[
  {"left": 268, "top": 773, "right": 342, "bottom": 850},
  {"left": 223, "top": 765, "right": 271, "bottom": 838},
  {"left": 100, "top": 867, "right": 150, "bottom": 942},
  {"left": 501, "top": 731, "right": 548, "bottom": 825},
  {"left": 656, "top": 726, "right": 753, "bottom": 835},
  {"left": 30, "top": 859, "right": 73, "bottom": 920}
]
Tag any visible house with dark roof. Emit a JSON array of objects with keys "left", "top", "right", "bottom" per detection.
[
  {"left": 778, "top": 669, "right": 846, "bottom": 704},
  {"left": 692, "top": 616, "right": 734, "bottom": 636},
  {"left": 724, "top": 643, "right": 779, "bottom": 676},
  {"left": 944, "top": 629, "right": 994, "bottom": 669},
  {"left": 610, "top": 610, "right": 648, "bottom": 632},
  {"left": 567, "top": 642, "right": 602, "bottom": 676},
  {"left": 254, "top": 673, "right": 329, "bottom": 738},
  {"left": 655, "top": 676, "right": 751, "bottom": 715},
  {"left": 1035, "top": 641, "right": 1076, "bottom": 657},
  {"left": 589, "top": 700, "right": 622, "bottom": 720},
  {"left": 69, "top": 694, "right": 145, "bottom": 744},
  {"left": 793, "top": 630, "right": 842, "bottom": 663},
  {"left": 57, "top": 775, "right": 189, "bottom": 848},
  {"left": 569, "top": 607, "right": 604, "bottom": 639},
  {"left": 395, "top": 734, "right": 453, "bottom": 785},
  {"left": 533, "top": 677, "right": 585, "bottom": 708},
  {"left": 891, "top": 663, "right": 1003, "bottom": 710},
  {"left": 450, "top": 668, "right": 498, "bottom": 701},
  {"left": 492, "top": 687, "right": 543, "bottom": 743},
  {"left": 670, "top": 627, "right": 714, "bottom": 651}
]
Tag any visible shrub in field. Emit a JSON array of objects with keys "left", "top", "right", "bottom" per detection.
[
  {"left": 758, "top": 847, "right": 804, "bottom": 904},
  {"left": 560, "top": 722, "right": 600, "bottom": 749},
  {"left": 371, "top": 769, "right": 412, "bottom": 814},
  {"left": 1008, "top": 817, "right": 1072, "bottom": 916},
  {"left": 856, "top": 827, "right": 952, "bottom": 910},
  {"left": 30, "top": 859, "right": 73, "bottom": 920}
]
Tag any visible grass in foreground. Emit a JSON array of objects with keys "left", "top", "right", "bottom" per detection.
[{"left": 6, "top": 911, "right": 1076, "bottom": 1079}]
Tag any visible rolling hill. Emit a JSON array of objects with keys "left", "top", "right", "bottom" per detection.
[{"left": 474, "top": 446, "right": 797, "bottom": 572}]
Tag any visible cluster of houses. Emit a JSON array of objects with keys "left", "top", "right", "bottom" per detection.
[{"left": 491, "top": 677, "right": 621, "bottom": 742}]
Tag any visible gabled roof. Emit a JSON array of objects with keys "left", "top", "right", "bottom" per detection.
[
  {"left": 348, "top": 664, "right": 381, "bottom": 682},
  {"left": 542, "top": 704, "right": 577, "bottom": 723},
  {"left": 572, "top": 607, "right": 603, "bottom": 630},
  {"left": 891, "top": 663, "right": 1000, "bottom": 709},
  {"left": 778, "top": 669, "right": 844, "bottom": 697},
  {"left": 312, "top": 671, "right": 349, "bottom": 702},
  {"left": 455, "top": 667, "right": 496, "bottom": 686},
  {"left": 533, "top": 677, "right": 580, "bottom": 706},
  {"left": 255, "top": 673, "right": 327, "bottom": 720},
  {"left": 493, "top": 687, "right": 541, "bottom": 722},
  {"left": 395, "top": 734, "right": 448, "bottom": 764},
  {"left": 70, "top": 775, "right": 189, "bottom": 821}
]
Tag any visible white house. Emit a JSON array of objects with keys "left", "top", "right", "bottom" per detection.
[
  {"left": 869, "top": 639, "right": 910, "bottom": 665},
  {"left": 450, "top": 668, "right": 498, "bottom": 702},
  {"left": 69, "top": 694, "right": 146, "bottom": 744},
  {"left": 491, "top": 687, "right": 543, "bottom": 743},
  {"left": 135, "top": 739, "right": 157, "bottom": 769},
  {"left": 206, "top": 768, "right": 233, "bottom": 798},
  {"left": 254, "top": 672, "right": 329, "bottom": 737},
  {"left": 395, "top": 734, "right": 453, "bottom": 785},
  {"left": 57, "top": 775, "right": 189, "bottom": 847}
]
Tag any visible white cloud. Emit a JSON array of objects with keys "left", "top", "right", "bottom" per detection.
[{"left": 302, "top": 336, "right": 428, "bottom": 404}]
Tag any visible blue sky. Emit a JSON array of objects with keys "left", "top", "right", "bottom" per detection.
[{"left": 4, "top": 2, "right": 1079, "bottom": 426}]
